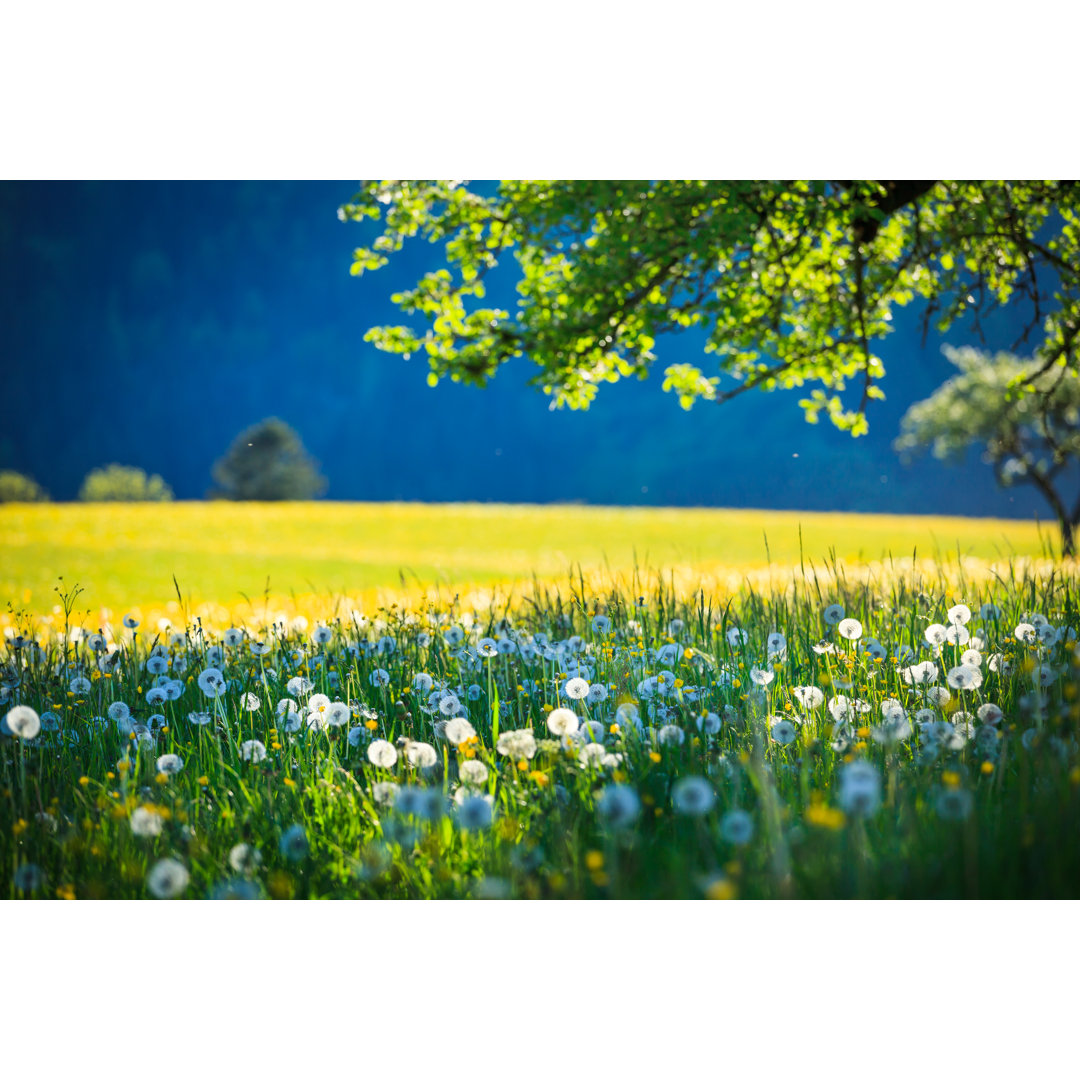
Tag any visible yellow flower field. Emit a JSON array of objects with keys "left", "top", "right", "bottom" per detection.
[{"left": 0, "top": 501, "right": 1062, "bottom": 631}]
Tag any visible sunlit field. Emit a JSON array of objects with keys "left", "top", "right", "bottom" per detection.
[
  {"left": 0, "top": 501, "right": 1059, "bottom": 624},
  {"left": 2, "top": 500, "right": 1080, "bottom": 898}
]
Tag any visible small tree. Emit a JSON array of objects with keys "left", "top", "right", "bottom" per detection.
[
  {"left": 211, "top": 417, "right": 327, "bottom": 501},
  {"left": 896, "top": 346, "right": 1080, "bottom": 555},
  {"left": 79, "top": 464, "right": 174, "bottom": 502},
  {"left": 0, "top": 470, "right": 49, "bottom": 503}
]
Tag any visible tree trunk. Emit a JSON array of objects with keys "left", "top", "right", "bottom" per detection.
[{"left": 1061, "top": 517, "right": 1076, "bottom": 558}]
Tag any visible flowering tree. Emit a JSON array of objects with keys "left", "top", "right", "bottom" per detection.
[
  {"left": 896, "top": 346, "right": 1080, "bottom": 555},
  {"left": 340, "top": 181, "right": 1080, "bottom": 435}
]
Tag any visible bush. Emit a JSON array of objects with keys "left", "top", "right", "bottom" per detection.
[
  {"left": 211, "top": 417, "right": 327, "bottom": 500},
  {"left": 0, "top": 470, "right": 49, "bottom": 503},
  {"left": 79, "top": 464, "right": 174, "bottom": 502}
]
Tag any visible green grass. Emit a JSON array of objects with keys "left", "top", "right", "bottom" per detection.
[
  {"left": 0, "top": 501, "right": 1059, "bottom": 618},
  {"left": 2, "top": 560, "right": 1080, "bottom": 899}
]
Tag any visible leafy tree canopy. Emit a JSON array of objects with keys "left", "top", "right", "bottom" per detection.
[
  {"left": 79, "top": 464, "right": 174, "bottom": 502},
  {"left": 896, "top": 346, "right": 1080, "bottom": 553},
  {"left": 0, "top": 470, "right": 48, "bottom": 503},
  {"left": 211, "top": 417, "right": 327, "bottom": 501},
  {"left": 341, "top": 181, "right": 1080, "bottom": 435}
]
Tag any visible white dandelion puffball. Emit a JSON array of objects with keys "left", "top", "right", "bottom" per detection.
[
  {"left": 823, "top": 604, "right": 845, "bottom": 626},
  {"left": 371, "top": 781, "right": 399, "bottom": 807},
  {"left": 197, "top": 667, "right": 227, "bottom": 698},
  {"left": 596, "top": 784, "right": 641, "bottom": 829},
  {"left": 439, "top": 693, "right": 463, "bottom": 717},
  {"left": 547, "top": 708, "right": 580, "bottom": 736},
  {"left": 720, "top": 809, "right": 754, "bottom": 846},
  {"left": 14, "top": 863, "right": 45, "bottom": 893},
  {"left": 769, "top": 718, "right": 798, "bottom": 746},
  {"left": 147, "top": 858, "right": 189, "bottom": 899},
  {"left": 130, "top": 806, "right": 163, "bottom": 837},
  {"left": 671, "top": 776, "right": 716, "bottom": 816},
  {"left": 156, "top": 753, "right": 184, "bottom": 775},
  {"left": 838, "top": 761, "right": 882, "bottom": 818},
  {"left": 881, "top": 698, "right": 906, "bottom": 721},
  {"left": 367, "top": 739, "right": 398, "bottom": 768},
  {"left": 444, "top": 717, "right": 476, "bottom": 745},
  {"left": 657, "top": 724, "right": 685, "bottom": 747},
  {"left": 325, "top": 702, "right": 351, "bottom": 727},
  {"left": 586, "top": 683, "right": 609, "bottom": 705},
  {"left": 405, "top": 741, "right": 438, "bottom": 768},
  {"left": 947, "top": 604, "right": 972, "bottom": 626},
  {"left": 749, "top": 667, "right": 774, "bottom": 686},
  {"left": 696, "top": 711, "right": 722, "bottom": 735},
  {"left": 240, "top": 740, "right": 267, "bottom": 763},
  {"left": 4, "top": 705, "right": 41, "bottom": 740},
  {"left": 229, "top": 843, "right": 263, "bottom": 874},
  {"left": 459, "top": 759, "right": 489, "bottom": 786},
  {"left": 793, "top": 686, "right": 825, "bottom": 710},
  {"left": 946, "top": 665, "right": 983, "bottom": 690},
  {"left": 279, "top": 825, "right": 309, "bottom": 862},
  {"left": 577, "top": 742, "right": 609, "bottom": 768},
  {"left": 287, "top": 676, "right": 314, "bottom": 698},
  {"left": 924, "top": 685, "right": 951, "bottom": 707},
  {"left": 925, "top": 624, "right": 948, "bottom": 647},
  {"left": 457, "top": 794, "right": 494, "bottom": 831},
  {"left": 838, "top": 618, "right": 863, "bottom": 641},
  {"left": 496, "top": 729, "right": 537, "bottom": 759},
  {"left": 564, "top": 677, "right": 590, "bottom": 700},
  {"left": 903, "top": 661, "right": 939, "bottom": 686}
]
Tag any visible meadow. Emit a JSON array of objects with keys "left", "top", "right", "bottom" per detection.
[
  {"left": 0, "top": 501, "right": 1058, "bottom": 621},
  {"left": 2, "top": 501, "right": 1079, "bottom": 900}
]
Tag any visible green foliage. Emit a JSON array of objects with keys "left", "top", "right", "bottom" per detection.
[
  {"left": 341, "top": 181, "right": 1080, "bottom": 434},
  {"left": 0, "top": 470, "right": 48, "bottom": 503},
  {"left": 211, "top": 417, "right": 327, "bottom": 501},
  {"left": 79, "top": 464, "right": 174, "bottom": 502},
  {"left": 897, "top": 346, "right": 1080, "bottom": 550}
]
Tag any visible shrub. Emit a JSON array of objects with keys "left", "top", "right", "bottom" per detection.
[
  {"left": 211, "top": 417, "right": 327, "bottom": 501},
  {"left": 0, "top": 470, "right": 48, "bottom": 503},
  {"left": 79, "top": 464, "right": 174, "bottom": 502}
]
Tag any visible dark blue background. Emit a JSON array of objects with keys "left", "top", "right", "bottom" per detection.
[{"left": 0, "top": 180, "right": 1047, "bottom": 518}]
